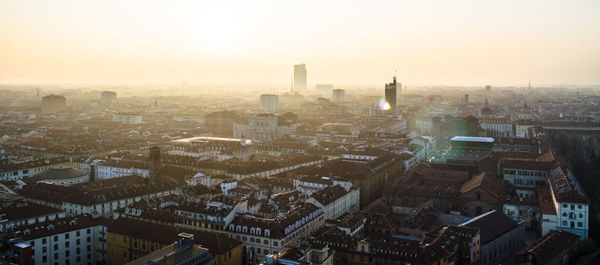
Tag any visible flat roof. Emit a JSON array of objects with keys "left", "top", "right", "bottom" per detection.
[
  {"left": 450, "top": 136, "right": 494, "bottom": 143},
  {"left": 172, "top": 136, "right": 252, "bottom": 145}
]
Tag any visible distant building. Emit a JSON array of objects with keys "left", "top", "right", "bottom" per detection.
[
  {"left": 233, "top": 114, "right": 296, "bottom": 141},
  {"left": 332, "top": 89, "right": 345, "bottom": 102},
  {"left": 315, "top": 84, "right": 333, "bottom": 95},
  {"left": 294, "top": 64, "right": 307, "bottom": 91},
  {"left": 41, "top": 94, "right": 66, "bottom": 114},
  {"left": 384, "top": 76, "right": 398, "bottom": 114},
  {"left": 113, "top": 113, "right": 143, "bottom": 125},
  {"left": 100, "top": 91, "right": 117, "bottom": 104},
  {"left": 260, "top": 94, "right": 279, "bottom": 112}
]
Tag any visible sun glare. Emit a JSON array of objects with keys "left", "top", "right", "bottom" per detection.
[{"left": 192, "top": 5, "right": 243, "bottom": 52}]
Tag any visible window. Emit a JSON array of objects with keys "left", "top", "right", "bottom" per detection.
[
  {"left": 42, "top": 238, "right": 47, "bottom": 244},
  {"left": 65, "top": 234, "right": 70, "bottom": 239},
  {"left": 578, "top": 222, "right": 583, "bottom": 227},
  {"left": 578, "top": 205, "right": 582, "bottom": 209},
  {"left": 76, "top": 231, "right": 80, "bottom": 237},
  {"left": 76, "top": 239, "right": 80, "bottom": 245},
  {"left": 65, "top": 250, "right": 70, "bottom": 257},
  {"left": 65, "top": 242, "right": 70, "bottom": 248}
]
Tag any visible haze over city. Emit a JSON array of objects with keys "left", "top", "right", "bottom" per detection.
[
  {"left": 1, "top": 1, "right": 600, "bottom": 265},
  {"left": 1, "top": 0, "right": 600, "bottom": 86}
]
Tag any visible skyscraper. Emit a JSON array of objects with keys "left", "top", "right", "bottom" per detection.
[
  {"left": 293, "top": 64, "right": 307, "bottom": 91},
  {"left": 385, "top": 76, "right": 398, "bottom": 114}
]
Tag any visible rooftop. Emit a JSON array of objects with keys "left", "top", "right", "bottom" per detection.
[{"left": 450, "top": 136, "right": 495, "bottom": 143}]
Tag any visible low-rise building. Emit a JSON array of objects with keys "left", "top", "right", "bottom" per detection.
[
  {"left": 306, "top": 185, "right": 359, "bottom": 220},
  {"left": 5, "top": 214, "right": 109, "bottom": 265},
  {"left": 226, "top": 202, "right": 325, "bottom": 264},
  {"left": 460, "top": 210, "right": 524, "bottom": 265}
]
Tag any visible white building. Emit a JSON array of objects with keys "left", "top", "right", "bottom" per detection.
[
  {"left": 260, "top": 95, "right": 279, "bottom": 112},
  {"left": 18, "top": 215, "right": 108, "bottom": 265},
  {"left": 113, "top": 113, "right": 142, "bottom": 125},
  {"left": 220, "top": 180, "right": 238, "bottom": 196},
  {"left": 95, "top": 159, "right": 149, "bottom": 180},
  {"left": 306, "top": 185, "right": 359, "bottom": 220},
  {"left": 293, "top": 176, "right": 353, "bottom": 196},
  {"left": 541, "top": 166, "right": 589, "bottom": 239},
  {"left": 479, "top": 117, "right": 513, "bottom": 137},
  {"left": 226, "top": 202, "right": 324, "bottom": 264},
  {"left": 233, "top": 114, "right": 296, "bottom": 141}
]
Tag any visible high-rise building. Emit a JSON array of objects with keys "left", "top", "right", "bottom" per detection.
[
  {"left": 260, "top": 94, "right": 279, "bottom": 112},
  {"left": 332, "top": 89, "right": 345, "bottom": 102},
  {"left": 293, "top": 64, "right": 307, "bottom": 91},
  {"left": 385, "top": 76, "right": 398, "bottom": 114},
  {"left": 41, "top": 94, "right": 66, "bottom": 114}
]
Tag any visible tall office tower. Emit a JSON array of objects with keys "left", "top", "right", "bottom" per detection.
[
  {"left": 260, "top": 94, "right": 279, "bottom": 112},
  {"left": 293, "top": 64, "right": 307, "bottom": 91},
  {"left": 385, "top": 76, "right": 398, "bottom": 114},
  {"left": 332, "top": 89, "right": 345, "bottom": 102},
  {"left": 149, "top": 146, "right": 161, "bottom": 184}
]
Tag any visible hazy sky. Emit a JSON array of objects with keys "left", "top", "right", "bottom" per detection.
[{"left": 1, "top": 0, "right": 599, "bottom": 86}]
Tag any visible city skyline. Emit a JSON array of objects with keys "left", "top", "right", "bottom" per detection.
[{"left": 1, "top": 0, "right": 599, "bottom": 86}]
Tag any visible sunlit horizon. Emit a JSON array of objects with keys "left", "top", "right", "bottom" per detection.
[{"left": 1, "top": 0, "right": 599, "bottom": 86}]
